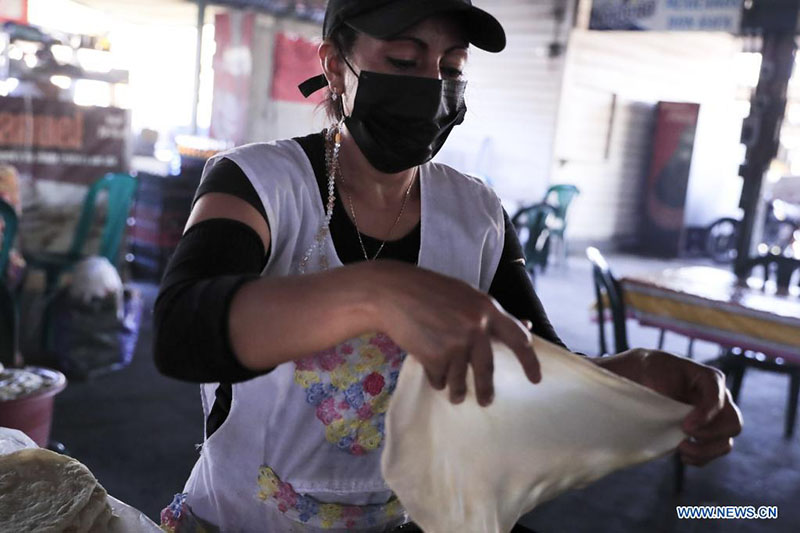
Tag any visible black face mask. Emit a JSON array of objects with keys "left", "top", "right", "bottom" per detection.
[{"left": 342, "top": 63, "right": 468, "bottom": 174}]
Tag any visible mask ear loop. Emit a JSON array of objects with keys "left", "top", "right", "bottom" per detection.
[{"left": 340, "top": 53, "right": 360, "bottom": 78}]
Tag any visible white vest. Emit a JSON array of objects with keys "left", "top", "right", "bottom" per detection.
[{"left": 182, "top": 139, "right": 505, "bottom": 532}]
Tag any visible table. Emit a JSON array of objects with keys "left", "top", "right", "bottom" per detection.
[{"left": 621, "top": 266, "right": 800, "bottom": 364}]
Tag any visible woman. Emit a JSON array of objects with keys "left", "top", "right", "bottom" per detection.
[{"left": 155, "top": 1, "right": 741, "bottom": 531}]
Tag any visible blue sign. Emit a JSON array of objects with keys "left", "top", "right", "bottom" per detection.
[{"left": 590, "top": 0, "right": 743, "bottom": 31}]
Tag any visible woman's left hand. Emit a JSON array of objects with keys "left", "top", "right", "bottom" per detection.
[{"left": 596, "top": 349, "right": 743, "bottom": 466}]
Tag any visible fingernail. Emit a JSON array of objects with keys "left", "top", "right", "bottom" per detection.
[
  {"left": 453, "top": 392, "right": 466, "bottom": 404},
  {"left": 480, "top": 393, "right": 494, "bottom": 407}
]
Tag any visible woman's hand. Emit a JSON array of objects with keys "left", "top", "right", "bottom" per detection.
[
  {"left": 597, "top": 349, "right": 743, "bottom": 466},
  {"left": 367, "top": 260, "right": 540, "bottom": 406}
]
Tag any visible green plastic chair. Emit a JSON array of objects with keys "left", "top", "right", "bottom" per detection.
[
  {"left": 0, "top": 197, "right": 18, "bottom": 280},
  {"left": 511, "top": 202, "right": 556, "bottom": 281},
  {"left": 0, "top": 198, "right": 19, "bottom": 366},
  {"left": 543, "top": 184, "right": 580, "bottom": 264},
  {"left": 27, "top": 173, "right": 138, "bottom": 295}
]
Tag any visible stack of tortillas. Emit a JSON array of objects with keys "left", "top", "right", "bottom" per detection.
[{"left": 0, "top": 448, "right": 115, "bottom": 532}]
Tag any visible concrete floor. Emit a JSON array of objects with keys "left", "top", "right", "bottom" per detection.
[{"left": 46, "top": 252, "right": 798, "bottom": 532}]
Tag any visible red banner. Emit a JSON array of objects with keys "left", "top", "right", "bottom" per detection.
[
  {"left": 0, "top": 0, "right": 27, "bottom": 25},
  {"left": 271, "top": 32, "right": 323, "bottom": 104}
]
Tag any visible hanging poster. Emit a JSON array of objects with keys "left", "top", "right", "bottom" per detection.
[
  {"left": 590, "top": 0, "right": 743, "bottom": 31},
  {"left": 0, "top": 96, "right": 128, "bottom": 184},
  {"left": 271, "top": 32, "right": 323, "bottom": 104}
]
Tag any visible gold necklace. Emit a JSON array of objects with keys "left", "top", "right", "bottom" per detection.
[{"left": 328, "top": 126, "right": 416, "bottom": 261}]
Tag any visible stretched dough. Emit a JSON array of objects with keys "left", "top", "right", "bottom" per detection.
[{"left": 381, "top": 336, "right": 692, "bottom": 533}]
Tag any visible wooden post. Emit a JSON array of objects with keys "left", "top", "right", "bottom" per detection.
[{"left": 735, "top": 32, "right": 797, "bottom": 276}]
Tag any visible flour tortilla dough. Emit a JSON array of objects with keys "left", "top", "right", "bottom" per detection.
[
  {"left": 87, "top": 501, "right": 114, "bottom": 533},
  {"left": 382, "top": 336, "right": 693, "bottom": 532},
  {"left": 0, "top": 448, "right": 107, "bottom": 532},
  {"left": 69, "top": 483, "right": 109, "bottom": 533}
]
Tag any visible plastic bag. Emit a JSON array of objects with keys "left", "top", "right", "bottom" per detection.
[{"left": 50, "top": 286, "right": 142, "bottom": 380}]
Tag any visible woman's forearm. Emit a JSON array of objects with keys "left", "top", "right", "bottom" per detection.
[{"left": 228, "top": 262, "right": 383, "bottom": 370}]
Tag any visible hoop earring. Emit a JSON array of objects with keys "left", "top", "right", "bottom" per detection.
[{"left": 337, "top": 94, "right": 347, "bottom": 124}]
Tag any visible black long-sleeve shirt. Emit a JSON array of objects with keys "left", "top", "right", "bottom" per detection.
[{"left": 153, "top": 132, "right": 565, "bottom": 436}]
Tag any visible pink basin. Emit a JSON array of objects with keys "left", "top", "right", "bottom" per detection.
[{"left": 0, "top": 367, "right": 67, "bottom": 446}]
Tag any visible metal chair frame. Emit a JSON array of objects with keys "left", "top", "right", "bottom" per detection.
[
  {"left": 586, "top": 246, "right": 685, "bottom": 492},
  {"left": 586, "top": 246, "right": 629, "bottom": 355}
]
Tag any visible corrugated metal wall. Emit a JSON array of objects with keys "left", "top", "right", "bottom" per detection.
[
  {"left": 552, "top": 28, "right": 742, "bottom": 245},
  {"left": 435, "top": 0, "right": 571, "bottom": 213}
]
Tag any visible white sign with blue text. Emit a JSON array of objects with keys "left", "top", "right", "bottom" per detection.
[{"left": 590, "top": 0, "right": 743, "bottom": 32}]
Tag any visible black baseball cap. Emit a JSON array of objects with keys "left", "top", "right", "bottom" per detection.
[
  {"left": 326, "top": 0, "right": 506, "bottom": 53},
  {"left": 299, "top": 0, "right": 506, "bottom": 97}
]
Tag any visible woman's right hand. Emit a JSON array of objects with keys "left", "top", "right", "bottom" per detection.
[{"left": 365, "top": 260, "right": 540, "bottom": 406}]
